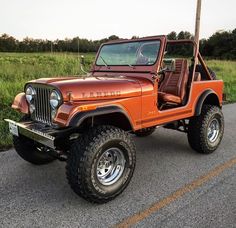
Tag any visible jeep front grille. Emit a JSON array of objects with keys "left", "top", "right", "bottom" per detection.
[{"left": 33, "top": 86, "right": 52, "bottom": 125}]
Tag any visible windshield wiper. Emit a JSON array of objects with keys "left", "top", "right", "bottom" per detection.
[
  {"left": 127, "top": 63, "right": 135, "bottom": 69},
  {"left": 100, "top": 56, "right": 110, "bottom": 68},
  {"left": 100, "top": 55, "right": 135, "bottom": 69}
]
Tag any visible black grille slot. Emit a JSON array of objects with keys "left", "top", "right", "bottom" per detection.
[{"left": 33, "top": 86, "right": 52, "bottom": 125}]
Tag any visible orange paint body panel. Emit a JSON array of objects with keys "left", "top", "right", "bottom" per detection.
[
  {"left": 11, "top": 92, "right": 29, "bottom": 114},
  {"left": 140, "top": 80, "right": 223, "bottom": 128}
]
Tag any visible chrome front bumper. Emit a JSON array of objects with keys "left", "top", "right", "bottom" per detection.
[{"left": 5, "top": 119, "right": 56, "bottom": 149}]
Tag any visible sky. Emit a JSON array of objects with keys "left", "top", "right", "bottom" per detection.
[{"left": 0, "top": 0, "right": 235, "bottom": 41}]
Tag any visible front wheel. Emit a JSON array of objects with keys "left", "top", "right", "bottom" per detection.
[
  {"left": 187, "top": 105, "right": 224, "bottom": 154},
  {"left": 13, "top": 135, "right": 56, "bottom": 165},
  {"left": 13, "top": 115, "right": 56, "bottom": 165},
  {"left": 66, "top": 125, "right": 136, "bottom": 203}
]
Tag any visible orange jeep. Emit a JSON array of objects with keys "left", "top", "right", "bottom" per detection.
[{"left": 5, "top": 36, "right": 224, "bottom": 203}]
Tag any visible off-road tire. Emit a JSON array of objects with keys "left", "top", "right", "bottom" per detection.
[
  {"left": 190, "top": 64, "right": 216, "bottom": 80},
  {"left": 135, "top": 127, "right": 156, "bottom": 137},
  {"left": 13, "top": 135, "right": 56, "bottom": 165},
  {"left": 187, "top": 105, "right": 224, "bottom": 154},
  {"left": 66, "top": 125, "right": 136, "bottom": 203},
  {"left": 13, "top": 116, "right": 56, "bottom": 165}
]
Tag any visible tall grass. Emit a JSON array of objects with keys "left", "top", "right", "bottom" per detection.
[
  {"left": 0, "top": 53, "right": 235, "bottom": 150},
  {"left": 207, "top": 60, "right": 236, "bottom": 102},
  {"left": 0, "top": 52, "right": 94, "bottom": 150}
]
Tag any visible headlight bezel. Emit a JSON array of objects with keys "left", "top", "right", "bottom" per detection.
[
  {"left": 25, "top": 85, "right": 36, "bottom": 114},
  {"left": 50, "top": 90, "right": 62, "bottom": 110},
  {"left": 25, "top": 86, "right": 36, "bottom": 104}
]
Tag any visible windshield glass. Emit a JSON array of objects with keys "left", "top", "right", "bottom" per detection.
[{"left": 96, "top": 40, "right": 161, "bottom": 66}]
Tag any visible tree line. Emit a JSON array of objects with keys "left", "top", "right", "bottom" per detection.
[
  {"left": 0, "top": 29, "right": 235, "bottom": 59},
  {"left": 0, "top": 34, "right": 120, "bottom": 53}
]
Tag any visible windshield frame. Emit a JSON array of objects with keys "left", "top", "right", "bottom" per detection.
[{"left": 92, "top": 36, "right": 166, "bottom": 74}]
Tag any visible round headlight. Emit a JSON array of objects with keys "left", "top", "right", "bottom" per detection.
[
  {"left": 50, "top": 90, "right": 61, "bottom": 109},
  {"left": 26, "top": 86, "right": 36, "bottom": 103}
]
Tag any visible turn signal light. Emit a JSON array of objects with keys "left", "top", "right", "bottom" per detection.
[{"left": 79, "top": 105, "right": 97, "bottom": 112}]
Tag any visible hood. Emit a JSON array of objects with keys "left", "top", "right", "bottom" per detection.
[{"left": 29, "top": 76, "right": 142, "bottom": 101}]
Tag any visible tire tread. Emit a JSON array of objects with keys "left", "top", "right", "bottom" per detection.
[
  {"left": 187, "top": 105, "right": 224, "bottom": 154},
  {"left": 66, "top": 125, "right": 136, "bottom": 203}
]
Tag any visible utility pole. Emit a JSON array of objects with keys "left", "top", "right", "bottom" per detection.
[
  {"left": 194, "top": 0, "right": 212, "bottom": 79},
  {"left": 194, "top": 0, "right": 202, "bottom": 55}
]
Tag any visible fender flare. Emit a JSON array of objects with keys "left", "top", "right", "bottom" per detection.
[
  {"left": 68, "top": 105, "right": 133, "bottom": 129},
  {"left": 194, "top": 90, "right": 220, "bottom": 116}
]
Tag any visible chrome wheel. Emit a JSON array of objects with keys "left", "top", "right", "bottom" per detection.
[
  {"left": 207, "top": 118, "right": 220, "bottom": 143},
  {"left": 96, "top": 148, "right": 126, "bottom": 186}
]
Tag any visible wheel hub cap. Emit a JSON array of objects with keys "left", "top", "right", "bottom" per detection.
[
  {"left": 207, "top": 118, "right": 220, "bottom": 143},
  {"left": 96, "top": 148, "right": 125, "bottom": 186}
]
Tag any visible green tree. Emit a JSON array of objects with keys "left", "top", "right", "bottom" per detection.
[{"left": 167, "top": 31, "right": 177, "bottom": 40}]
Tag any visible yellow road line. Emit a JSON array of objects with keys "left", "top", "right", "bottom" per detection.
[{"left": 115, "top": 157, "right": 236, "bottom": 228}]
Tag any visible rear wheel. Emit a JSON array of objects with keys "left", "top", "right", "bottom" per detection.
[
  {"left": 66, "top": 125, "right": 136, "bottom": 203},
  {"left": 191, "top": 65, "right": 217, "bottom": 80},
  {"left": 187, "top": 105, "right": 224, "bottom": 154}
]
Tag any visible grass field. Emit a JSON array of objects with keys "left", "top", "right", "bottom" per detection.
[{"left": 0, "top": 52, "right": 235, "bottom": 150}]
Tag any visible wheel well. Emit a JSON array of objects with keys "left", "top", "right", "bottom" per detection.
[
  {"left": 79, "top": 112, "right": 133, "bottom": 131},
  {"left": 195, "top": 91, "right": 220, "bottom": 116},
  {"left": 203, "top": 93, "right": 220, "bottom": 107}
]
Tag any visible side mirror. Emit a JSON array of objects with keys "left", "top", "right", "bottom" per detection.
[
  {"left": 80, "top": 55, "right": 89, "bottom": 75},
  {"left": 80, "top": 55, "right": 85, "bottom": 66}
]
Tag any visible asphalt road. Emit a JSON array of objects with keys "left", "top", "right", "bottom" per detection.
[{"left": 0, "top": 104, "right": 236, "bottom": 228}]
